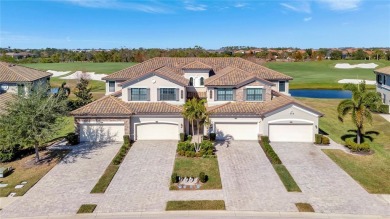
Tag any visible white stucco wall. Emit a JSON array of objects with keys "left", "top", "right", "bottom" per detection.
[
  {"left": 270, "top": 80, "right": 290, "bottom": 95},
  {"left": 183, "top": 70, "right": 209, "bottom": 88},
  {"left": 262, "top": 104, "right": 320, "bottom": 141},
  {"left": 105, "top": 80, "right": 124, "bottom": 95},
  {"left": 121, "top": 75, "right": 185, "bottom": 105},
  {"left": 130, "top": 115, "right": 184, "bottom": 140}
]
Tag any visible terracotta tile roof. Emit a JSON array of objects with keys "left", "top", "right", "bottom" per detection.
[
  {"left": 0, "top": 62, "right": 52, "bottom": 82},
  {"left": 119, "top": 66, "right": 188, "bottom": 86},
  {"left": 71, "top": 95, "right": 182, "bottom": 116},
  {"left": 103, "top": 57, "right": 292, "bottom": 83},
  {"left": 374, "top": 66, "right": 390, "bottom": 76},
  {"left": 0, "top": 92, "right": 16, "bottom": 114},
  {"left": 205, "top": 67, "right": 274, "bottom": 87},
  {"left": 182, "top": 61, "right": 212, "bottom": 69},
  {"left": 71, "top": 95, "right": 133, "bottom": 116},
  {"left": 124, "top": 102, "right": 182, "bottom": 115},
  {"left": 208, "top": 90, "right": 323, "bottom": 116}
]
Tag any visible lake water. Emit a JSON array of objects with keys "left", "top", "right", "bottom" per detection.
[{"left": 290, "top": 89, "right": 352, "bottom": 99}]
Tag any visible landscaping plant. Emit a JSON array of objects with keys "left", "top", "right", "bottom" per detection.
[{"left": 337, "top": 81, "right": 382, "bottom": 144}]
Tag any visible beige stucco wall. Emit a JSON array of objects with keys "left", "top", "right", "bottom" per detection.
[
  {"left": 105, "top": 80, "right": 125, "bottom": 95},
  {"left": 183, "top": 69, "right": 209, "bottom": 88},
  {"left": 270, "top": 80, "right": 290, "bottom": 95},
  {"left": 121, "top": 75, "right": 185, "bottom": 105},
  {"left": 130, "top": 115, "right": 184, "bottom": 141},
  {"left": 262, "top": 104, "right": 320, "bottom": 141},
  {"left": 0, "top": 77, "right": 49, "bottom": 95}
]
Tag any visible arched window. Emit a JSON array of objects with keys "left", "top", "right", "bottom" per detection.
[
  {"left": 189, "top": 77, "right": 194, "bottom": 86},
  {"left": 200, "top": 77, "right": 204, "bottom": 86}
]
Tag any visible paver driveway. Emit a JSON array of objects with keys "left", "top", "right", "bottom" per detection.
[
  {"left": 216, "top": 141, "right": 298, "bottom": 212},
  {"left": 95, "top": 140, "right": 177, "bottom": 212},
  {"left": 1, "top": 142, "right": 122, "bottom": 218},
  {"left": 271, "top": 142, "right": 390, "bottom": 215}
]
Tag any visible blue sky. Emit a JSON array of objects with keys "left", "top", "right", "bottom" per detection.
[{"left": 0, "top": 0, "right": 389, "bottom": 49}]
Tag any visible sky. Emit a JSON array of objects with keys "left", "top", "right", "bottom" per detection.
[{"left": 0, "top": 0, "right": 389, "bottom": 49}]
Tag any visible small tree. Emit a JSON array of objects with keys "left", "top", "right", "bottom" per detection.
[
  {"left": 0, "top": 83, "right": 68, "bottom": 162},
  {"left": 72, "top": 77, "right": 93, "bottom": 109},
  {"left": 337, "top": 81, "right": 382, "bottom": 144}
]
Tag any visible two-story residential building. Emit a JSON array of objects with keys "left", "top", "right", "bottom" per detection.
[
  {"left": 374, "top": 66, "right": 390, "bottom": 113},
  {"left": 71, "top": 57, "right": 323, "bottom": 143},
  {"left": 0, "top": 62, "right": 52, "bottom": 114}
]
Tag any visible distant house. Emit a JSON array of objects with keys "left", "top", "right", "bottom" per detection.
[
  {"left": 0, "top": 62, "right": 52, "bottom": 95},
  {"left": 374, "top": 66, "right": 390, "bottom": 113},
  {"left": 3, "top": 52, "right": 35, "bottom": 59}
]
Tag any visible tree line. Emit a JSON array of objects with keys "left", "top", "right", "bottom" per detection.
[{"left": 0, "top": 46, "right": 389, "bottom": 64}]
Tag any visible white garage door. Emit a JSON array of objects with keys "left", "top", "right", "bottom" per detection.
[
  {"left": 80, "top": 123, "right": 125, "bottom": 142},
  {"left": 269, "top": 124, "right": 313, "bottom": 142},
  {"left": 215, "top": 123, "right": 258, "bottom": 140},
  {"left": 136, "top": 123, "right": 179, "bottom": 140}
]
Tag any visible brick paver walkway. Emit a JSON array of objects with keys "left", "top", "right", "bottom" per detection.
[{"left": 271, "top": 142, "right": 390, "bottom": 215}]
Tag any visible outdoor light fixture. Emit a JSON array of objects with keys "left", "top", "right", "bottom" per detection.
[{"left": 290, "top": 111, "right": 294, "bottom": 115}]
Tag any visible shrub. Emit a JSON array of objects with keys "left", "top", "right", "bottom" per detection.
[
  {"left": 378, "top": 105, "right": 389, "bottom": 114},
  {"left": 185, "top": 151, "right": 191, "bottom": 157},
  {"left": 177, "top": 141, "right": 193, "bottom": 152},
  {"left": 321, "top": 136, "right": 330, "bottom": 145},
  {"left": 315, "top": 134, "right": 322, "bottom": 144},
  {"left": 187, "top": 135, "right": 192, "bottom": 142},
  {"left": 66, "top": 133, "right": 79, "bottom": 145},
  {"left": 0, "top": 149, "right": 15, "bottom": 162},
  {"left": 259, "top": 136, "right": 282, "bottom": 164},
  {"left": 200, "top": 140, "right": 214, "bottom": 152},
  {"left": 171, "top": 173, "right": 178, "bottom": 183},
  {"left": 123, "top": 135, "right": 130, "bottom": 145},
  {"left": 209, "top": 133, "right": 216, "bottom": 141},
  {"left": 345, "top": 139, "right": 371, "bottom": 152},
  {"left": 180, "top": 133, "right": 185, "bottom": 142},
  {"left": 199, "top": 172, "right": 207, "bottom": 183}
]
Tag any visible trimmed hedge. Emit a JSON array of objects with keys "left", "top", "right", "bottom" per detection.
[
  {"left": 176, "top": 140, "right": 214, "bottom": 157},
  {"left": 259, "top": 136, "right": 282, "bottom": 164},
  {"left": 315, "top": 134, "right": 330, "bottom": 145},
  {"left": 345, "top": 139, "right": 370, "bottom": 152},
  {"left": 112, "top": 135, "right": 132, "bottom": 165}
]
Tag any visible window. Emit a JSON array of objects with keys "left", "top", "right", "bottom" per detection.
[
  {"left": 279, "top": 81, "right": 286, "bottom": 92},
  {"left": 200, "top": 77, "right": 204, "bottom": 86},
  {"left": 246, "top": 88, "right": 263, "bottom": 101},
  {"left": 217, "top": 88, "right": 233, "bottom": 101},
  {"left": 189, "top": 77, "right": 194, "bottom": 86},
  {"left": 18, "top": 84, "right": 25, "bottom": 96},
  {"left": 377, "top": 74, "right": 383, "bottom": 85},
  {"left": 160, "top": 88, "right": 176, "bottom": 101},
  {"left": 130, "top": 88, "right": 148, "bottom": 101},
  {"left": 109, "top": 81, "right": 115, "bottom": 92}
]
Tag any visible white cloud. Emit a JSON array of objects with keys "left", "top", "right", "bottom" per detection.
[
  {"left": 304, "top": 17, "right": 312, "bottom": 21},
  {"left": 61, "top": 0, "right": 170, "bottom": 13},
  {"left": 317, "top": 0, "right": 362, "bottom": 11},
  {"left": 280, "top": 2, "right": 311, "bottom": 13},
  {"left": 234, "top": 3, "right": 247, "bottom": 8},
  {"left": 184, "top": 4, "right": 207, "bottom": 11}
]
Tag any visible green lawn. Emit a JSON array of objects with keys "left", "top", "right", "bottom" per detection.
[
  {"left": 265, "top": 60, "right": 390, "bottom": 89},
  {"left": 273, "top": 164, "right": 301, "bottom": 192},
  {"left": 22, "top": 62, "right": 136, "bottom": 74},
  {"left": 77, "top": 204, "right": 97, "bottom": 214},
  {"left": 166, "top": 200, "right": 225, "bottom": 211},
  {"left": 299, "top": 98, "right": 390, "bottom": 194},
  {"left": 90, "top": 165, "right": 119, "bottom": 193},
  {"left": 171, "top": 157, "right": 222, "bottom": 190}
]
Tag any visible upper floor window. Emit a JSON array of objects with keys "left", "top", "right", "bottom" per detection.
[
  {"left": 200, "top": 77, "right": 204, "bottom": 86},
  {"left": 279, "top": 81, "right": 286, "bottom": 92},
  {"left": 109, "top": 81, "right": 115, "bottom": 92},
  {"left": 130, "top": 88, "right": 148, "bottom": 101},
  {"left": 246, "top": 88, "right": 263, "bottom": 101},
  {"left": 189, "top": 77, "right": 194, "bottom": 86},
  {"left": 159, "top": 88, "right": 178, "bottom": 101},
  {"left": 216, "top": 88, "right": 234, "bottom": 101}
]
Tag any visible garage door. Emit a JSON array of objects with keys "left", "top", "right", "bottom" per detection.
[
  {"left": 215, "top": 123, "right": 258, "bottom": 140},
  {"left": 136, "top": 123, "right": 179, "bottom": 140},
  {"left": 269, "top": 124, "right": 313, "bottom": 142},
  {"left": 80, "top": 123, "right": 125, "bottom": 142}
]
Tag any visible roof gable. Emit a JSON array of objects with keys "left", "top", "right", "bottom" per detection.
[
  {"left": 119, "top": 68, "right": 188, "bottom": 87},
  {"left": 182, "top": 61, "right": 212, "bottom": 70},
  {"left": 374, "top": 66, "right": 390, "bottom": 76}
]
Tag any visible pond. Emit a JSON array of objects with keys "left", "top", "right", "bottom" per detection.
[{"left": 290, "top": 89, "right": 352, "bottom": 99}]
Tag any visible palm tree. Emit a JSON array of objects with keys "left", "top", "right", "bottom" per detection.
[
  {"left": 337, "top": 81, "right": 382, "bottom": 144},
  {"left": 182, "top": 98, "right": 197, "bottom": 137},
  {"left": 194, "top": 98, "right": 208, "bottom": 144}
]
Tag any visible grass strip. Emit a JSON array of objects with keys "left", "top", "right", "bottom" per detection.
[
  {"left": 90, "top": 137, "right": 131, "bottom": 193},
  {"left": 273, "top": 164, "right": 301, "bottom": 192},
  {"left": 259, "top": 136, "right": 301, "bottom": 192},
  {"left": 77, "top": 204, "right": 97, "bottom": 214},
  {"left": 166, "top": 200, "right": 225, "bottom": 211},
  {"left": 295, "top": 203, "right": 315, "bottom": 212}
]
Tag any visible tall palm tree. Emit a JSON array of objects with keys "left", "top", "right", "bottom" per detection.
[
  {"left": 337, "top": 81, "right": 382, "bottom": 144},
  {"left": 182, "top": 98, "right": 197, "bottom": 137},
  {"left": 194, "top": 98, "right": 208, "bottom": 144}
]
